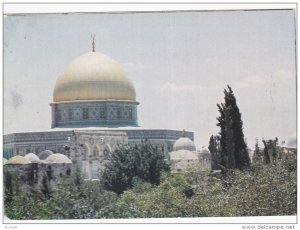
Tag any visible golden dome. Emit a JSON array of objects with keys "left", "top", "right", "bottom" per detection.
[{"left": 53, "top": 52, "right": 136, "bottom": 102}]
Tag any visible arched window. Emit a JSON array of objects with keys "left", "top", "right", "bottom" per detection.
[
  {"left": 93, "top": 145, "right": 99, "bottom": 159},
  {"left": 82, "top": 145, "right": 88, "bottom": 160},
  {"left": 81, "top": 144, "right": 92, "bottom": 180},
  {"left": 103, "top": 149, "right": 109, "bottom": 160},
  {"left": 104, "top": 144, "right": 111, "bottom": 160}
]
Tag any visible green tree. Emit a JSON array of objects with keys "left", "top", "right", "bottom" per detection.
[
  {"left": 41, "top": 172, "right": 52, "bottom": 199},
  {"left": 208, "top": 135, "right": 222, "bottom": 170},
  {"left": 262, "top": 137, "right": 278, "bottom": 164},
  {"left": 101, "top": 142, "right": 170, "bottom": 194},
  {"left": 4, "top": 169, "right": 14, "bottom": 205},
  {"left": 226, "top": 152, "right": 296, "bottom": 216},
  {"left": 4, "top": 152, "right": 296, "bottom": 219},
  {"left": 252, "top": 139, "right": 262, "bottom": 163},
  {"left": 216, "top": 85, "right": 250, "bottom": 170}
]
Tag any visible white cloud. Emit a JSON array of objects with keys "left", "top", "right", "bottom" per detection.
[
  {"left": 156, "top": 81, "right": 204, "bottom": 92},
  {"left": 124, "top": 62, "right": 152, "bottom": 70},
  {"left": 233, "top": 68, "right": 295, "bottom": 89}
]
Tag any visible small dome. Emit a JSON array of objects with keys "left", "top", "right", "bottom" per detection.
[
  {"left": 38, "top": 150, "right": 54, "bottom": 160},
  {"left": 53, "top": 52, "right": 136, "bottom": 102},
  {"left": 169, "top": 149, "right": 199, "bottom": 161},
  {"left": 45, "top": 153, "right": 72, "bottom": 164},
  {"left": 173, "top": 137, "right": 196, "bottom": 151},
  {"left": 24, "top": 153, "right": 41, "bottom": 163},
  {"left": 6, "top": 155, "right": 31, "bottom": 165},
  {"left": 200, "top": 146, "right": 210, "bottom": 154}
]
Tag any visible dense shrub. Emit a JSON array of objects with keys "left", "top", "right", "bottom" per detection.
[
  {"left": 226, "top": 154, "right": 297, "bottom": 216},
  {"left": 4, "top": 152, "right": 296, "bottom": 219},
  {"left": 101, "top": 142, "right": 170, "bottom": 194}
]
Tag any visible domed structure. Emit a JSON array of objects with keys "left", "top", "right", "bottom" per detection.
[
  {"left": 3, "top": 43, "right": 196, "bottom": 181},
  {"left": 45, "top": 153, "right": 72, "bottom": 164},
  {"left": 24, "top": 153, "right": 41, "bottom": 163},
  {"left": 168, "top": 131, "right": 199, "bottom": 173},
  {"left": 51, "top": 51, "right": 139, "bottom": 128},
  {"left": 173, "top": 137, "right": 196, "bottom": 151},
  {"left": 199, "top": 146, "right": 211, "bottom": 169},
  {"left": 6, "top": 155, "right": 31, "bottom": 165},
  {"left": 200, "top": 146, "right": 210, "bottom": 154},
  {"left": 38, "top": 150, "right": 54, "bottom": 160},
  {"left": 169, "top": 149, "right": 199, "bottom": 160},
  {"left": 3, "top": 158, "right": 7, "bottom": 165},
  {"left": 53, "top": 52, "right": 136, "bottom": 102}
]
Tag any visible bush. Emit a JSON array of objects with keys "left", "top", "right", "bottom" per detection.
[
  {"left": 4, "top": 170, "right": 118, "bottom": 220},
  {"left": 226, "top": 154, "right": 297, "bottom": 216},
  {"left": 4, "top": 152, "right": 296, "bottom": 219},
  {"left": 101, "top": 143, "right": 170, "bottom": 194},
  {"left": 112, "top": 173, "right": 188, "bottom": 218}
]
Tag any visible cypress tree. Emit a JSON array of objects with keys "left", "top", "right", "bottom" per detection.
[
  {"left": 208, "top": 135, "right": 222, "bottom": 170},
  {"left": 216, "top": 85, "right": 250, "bottom": 170},
  {"left": 217, "top": 103, "right": 226, "bottom": 167},
  {"left": 262, "top": 137, "right": 278, "bottom": 164},
  {"left": 253, "top": 139, "right": 262, "bottom": 163}
]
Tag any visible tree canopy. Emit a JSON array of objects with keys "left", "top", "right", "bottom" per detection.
[
  {"left": 100, "top": 142, "right": 170, "bottom": 194},
  {"left": 4, "top": 151, "right": 296, "bottom": 219}
]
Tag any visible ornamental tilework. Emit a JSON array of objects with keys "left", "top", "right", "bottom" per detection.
[{"left": 51, "top": 101, "right": 138, "bottom": 128}]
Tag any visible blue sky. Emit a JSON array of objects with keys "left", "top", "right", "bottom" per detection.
[{"left": 4, "top": 9, "right": 296, "bottom": 149}]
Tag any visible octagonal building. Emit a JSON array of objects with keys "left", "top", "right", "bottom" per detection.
[{"left": 4, "top": 45, "right": 194, "bottom": 179}]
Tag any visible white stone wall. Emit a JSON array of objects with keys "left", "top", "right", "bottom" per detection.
[
  {"left": 69, "top": 130, "right": 127, "bottom": 179},
  {"left": 169, "top": 151, "right": 211, "bottom": 173}
]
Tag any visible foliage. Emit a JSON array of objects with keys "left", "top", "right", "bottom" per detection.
[
  {"left": 216, "top": 85, "right": 250, "bottom": 170},
  {"left": 252, "top": 139, "right": 262, "bottom": 163},
  {"left": 50, "top": 179, "right": 117, "bottom": 219},
  {"left": 41, "top": 173, "right": 52, "bottom": 199},
  {"left": 225, "top": 152, "right": 297, "bottom": 216},
  {"left": 4, "top": 170, "right": 117, "bottom": 220},
  {"left": 208, "top": 135, "right": 222, "bottom": 170},
  {"left": 262, "top": 137, "right": 278, "bottom": 164},
  {"left": 101, "top": 142, "right": 170, "bottom": 194},
  {"left": 4, "top": 169, "right": 14, "bottom": 205},
  {"left": 4, "top": 190, "right": 54, "bottom": 220},
  {"left": 102, "top": 154, "right": 297, "bottom": 218},
  {"left": 3, "top": 151, "right": 296, "bottom": 219},
  {"left": 111, "top": 172, "right": 189, "bottom": 218}
]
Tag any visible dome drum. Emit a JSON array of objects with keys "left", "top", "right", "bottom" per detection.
[{"left": 51, "top": 100, "right": 138, "bottom": 128}]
